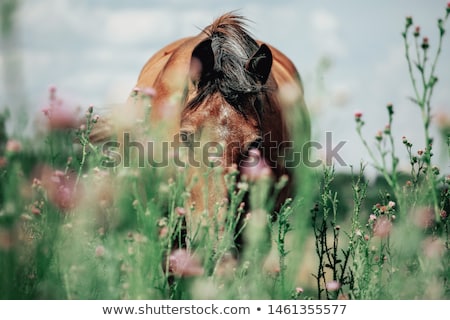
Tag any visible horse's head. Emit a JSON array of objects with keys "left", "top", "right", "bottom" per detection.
[{"left": 178, "top": 32, "right": 275, "bottom": 225}]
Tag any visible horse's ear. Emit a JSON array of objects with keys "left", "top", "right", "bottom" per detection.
[
  {"left": 190, "top": 39, "right": 215, "bottom": 85},
  {"left": 246, "top": 44, "right": 272, "bottom": 84}
]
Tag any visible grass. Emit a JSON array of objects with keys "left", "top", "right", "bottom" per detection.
[{"left": 0, "top": 5, "right": 449, "bottom": 300}]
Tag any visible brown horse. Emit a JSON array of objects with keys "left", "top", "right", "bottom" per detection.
[{"left": 99, "top": 13, "right": 309, "bottom": 251}]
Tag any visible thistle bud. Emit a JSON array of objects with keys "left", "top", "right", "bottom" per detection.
[
  {"left": 421, "top": 37, "right": 429, "bottom": 50},
  {"left": 405, "top": 16, "right": 413, "bottom": 28},
  {"left": 386, "top": 103, "right": 394, "bottom": 116},
  {"left": 375, "top": 130, "right": 383, "bottom": 142}
]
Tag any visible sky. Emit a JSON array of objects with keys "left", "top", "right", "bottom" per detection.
[{"left": 1, "top": 0, "right": 449, "bottom": 176}]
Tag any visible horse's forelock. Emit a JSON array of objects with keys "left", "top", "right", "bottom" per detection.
[{"left": 187, "top": 13, "right": 268, "bottom": 118}]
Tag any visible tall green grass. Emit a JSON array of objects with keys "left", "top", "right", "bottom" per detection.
[{"left": 0, "top": 4, "right": 449, "bottom": 300}]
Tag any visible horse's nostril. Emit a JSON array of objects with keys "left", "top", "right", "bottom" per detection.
[{"left": 248, "top": 137, "right": 263, "bottom": 150}]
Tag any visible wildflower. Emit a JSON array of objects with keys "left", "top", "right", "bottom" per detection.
[
  {"left": 354, "top": 110, "right": 363, "bottom": 121},
  {"left": 411, "top": 206, "right": 435, "bottom": 229},
  {"left": 40, "top": 166, "right": 80, "bottom": 211},
  {"left": 440, "top": 210, "right": 448, "bottom": 220},
  {"left": 92, "top": 114, "right": 100, "bottom": 123},
  {"left": 49, "top": 85, "right": 57, "bottom": 99},
  {"left": 432, "top": 166, "right": 440, "bottom": 175},
  {"left": 240, "top": 149, "right": 272, "bottom": 181},
  {"left": 295, "top": 287, "right": 304, "bottom": 294},
  {"left": 325, "top": 280, "right": 341, "bottom": 291},
  {"left": 405, "top": 16, "right": 413, "bottom": 28},
  {"left": 388, "top": 201, "right": 396, "bottom": 209},
  {"left": 447, "top": 2, "right": 450, "bottom": 14},
  {"left": 421, "top": 37, "right": 429, "bottom": 50},
  {"left": 413, "top": 26, "right": 420, "bottom": 37},
  {"left": 375, "top": 130, "right": 383, "bottom": 141},
  {"left": 95, "top": 245, "right": 106, "bottom": 257},
  {"left": 88, "top": 105, "right": 94, "bottom": 113},
  {"left": 422, "top": 237, "right": 445, "bottom": 259},
  {"left": 373, "top": 216, "right": 392, "bottom": 238},
  {"left": 417, "top": 149, "right": 424, "bottom": 156},
  {"left": 5, "top": 139, "right": 22, "bottom": 153},
  {"left": 384, "top": 124, "right": 391, "bottom": 135},
  {"left": 175, "top": 207, "right": 186, "bottom": 217},
  {"left": 369, "top": 214, "right": 377, "bottom": 222},
  {"left": 168, "top": 249, "right": 204, "bottom": 277},
  {"left": 159, "top": 226, "right": 168, "bottom": 238},
  {"left": 386, "top": 103, "right": 394, "bottom": 115},
  {"left": 44, "top": 105, "right": 79, "bottom": 130},
  {"left": 30, "top": 206, "right": 41, "bottom": 215},
  {"left": 236, "top": 182, "right": 249, "bottom": 191}
]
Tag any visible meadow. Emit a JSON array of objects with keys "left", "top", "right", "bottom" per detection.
[{"left": 0, "top": 5, "right": 449, "bottom": 300}]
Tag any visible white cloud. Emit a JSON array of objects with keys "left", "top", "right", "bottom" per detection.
[
  {"left": 103, "top": 9, "right": 176, "bottom": 45},
  {"left": 310, "top": 9, "right": 347, "bottom": 57}
]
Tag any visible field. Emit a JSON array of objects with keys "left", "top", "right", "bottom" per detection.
[{"left": 0, "top": 5, "right": 449, "bottom": 300}]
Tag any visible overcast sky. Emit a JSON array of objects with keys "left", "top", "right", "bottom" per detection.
[{"left": 1, "top": 0, "right": 449, "bottom": 175}]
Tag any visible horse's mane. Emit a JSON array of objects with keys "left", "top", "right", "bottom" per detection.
[{"left": 185, "top": 13, "right": 268, "bottom": 117}]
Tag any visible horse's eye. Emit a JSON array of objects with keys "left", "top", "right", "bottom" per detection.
[
  {"left": 179, "top": 130, "right": 194, "bottom": 146},
  {"left": 247, "top": 136, "right": 263, "bottom": 150}
]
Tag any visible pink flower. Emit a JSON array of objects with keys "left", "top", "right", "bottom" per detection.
[
  {"left": 44, "top": 105, "right": 80, "bottom": 129},
  {"left": 421, "top": 37, "right": 429, "bottom": 49},
  {"left": 0, "top": 157, "right": 7, "bottom": 168},
  {"left": 6, "top": 139, "right": 22, "bottom": 153},
  {"left": 31, "top": 206, "right": 41, "bottom": 215},
  {"left": 175, "top": 207, "right": 186, "bottom": 217},
  {"left": 240, "top": 149, "right": 272, "bottom": 181},
  {"left": 354, "top": 110, "right": 363, "bottom": 119},
  {"left": 40, "top": 166, "right": 81, "bottom": 211},
  {"left": 95, "top": 245, "right": 106, "bottom": 257},
  {"left": 42, "top": 86, "right": 81, "bottom": 130},
  {"left": 295, "top": 287, "right": 304, "bottom": 294},
  {"left": 326, "top": 280, "right": 341, "bottom": 291},
  {"left": 422, "top": 237, "right": 445, "bottom": 259},
  {"left": 411, "top": 206, "right": 435, "bottom": 229},
  {"left": 375, "top": 130, "right": 383, "bottom": 141},
  {"left": 168, "top": 249, "right": 204, "bottom": 277},
  {"left": 373, "top": 216, "right": 392, "bottom": 238}
]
